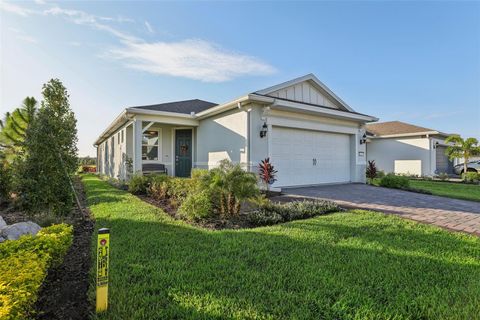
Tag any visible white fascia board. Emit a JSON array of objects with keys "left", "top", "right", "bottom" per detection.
[
  {"left": 125, "top": 108, "right": 197, "bottom": 118},
  {"left": 93, "top": 109, "right": 131, "bottom": 146},
  {"left": 369, "top": 131, "right": 440, "bottom": 139},
  {"left": 269, "top": 98, "right": 378, "bottom": 123},
  {"left": 255, "top": 73, "right": 355, "bottom": 112},
  {"left": 195, "top": 94, "right": 273, "bottom": 119}
]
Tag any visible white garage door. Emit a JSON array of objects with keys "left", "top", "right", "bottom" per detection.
[{"left": 271, "top": 127, "right": 351, "bottom": 187}]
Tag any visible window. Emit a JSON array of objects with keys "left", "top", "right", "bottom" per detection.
[
  {"left": 117, "top": 132, "right": 120, "bottom": 144},
  {"left": 142, "top": 130, "right": 159, "bottom": 160},
  {"left": 121, "top": 130, "right": 124, "bottom": 143}
]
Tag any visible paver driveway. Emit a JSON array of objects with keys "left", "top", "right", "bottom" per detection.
[{"left": 283, "top": 184, "right": 480, "bottom": 236}]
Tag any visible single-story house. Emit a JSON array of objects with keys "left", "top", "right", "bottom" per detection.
[
  {"left": 94, "top": 74, "right": 377, "bottom": 188},
  {"left": 366, "top": 121, "right": 454, "bottom": 176}
]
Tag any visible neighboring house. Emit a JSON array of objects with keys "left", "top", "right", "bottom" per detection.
[
  {"left": 94, "top": 74, "right": 377, "bottom": 188},
  {"left": 366, "top": 121, "right": 454, "bottom": 176}
]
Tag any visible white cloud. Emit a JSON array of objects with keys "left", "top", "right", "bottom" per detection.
[
  {"left": 0, "top": 1, "right": 35, "bottom": 16},
  {"left": 3, "top": 2, "right": 276, "bottom": 82},
  {"left": 8, "top": 27, "right": 38, "bottom": 44},
  {"left": 144, "top": 21, "right": 154, "bottom": 34},
  {"left": 68, "top": 41, "right": 82, "bottom": 47},
  {"left": 44, "top": 6, "right": 139, "bottom": 42},
  {"left": 109, "top": 39, "right": 276, "bottom": 82}
]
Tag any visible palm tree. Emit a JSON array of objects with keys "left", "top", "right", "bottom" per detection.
[
  {"left": 445, "top": 135, "right": 480, "bottom": 175},
  {"left": 0, "top": 97, "right": 37, "bottom": 163}
]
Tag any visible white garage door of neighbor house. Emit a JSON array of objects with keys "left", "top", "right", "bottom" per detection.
[{"left": 271, "top": 127, "right": 351, "bottom": 187}]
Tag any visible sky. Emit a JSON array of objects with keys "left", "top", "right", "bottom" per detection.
[{"left": 1, "top": 1, "right": 479, "bottom": 157}]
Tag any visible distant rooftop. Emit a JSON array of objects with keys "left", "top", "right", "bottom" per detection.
[
  {"left": 130, "top": 99, "right": 217, "bottom": 114},
  {"left": 366, "top": 121, "right": 442, "bottom": 137}
]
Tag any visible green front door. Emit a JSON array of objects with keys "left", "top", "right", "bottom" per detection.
[{"left": 175, "top": 129, "right": 192, "bottom": 177}]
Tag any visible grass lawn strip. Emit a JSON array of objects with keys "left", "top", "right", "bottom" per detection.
[
  {"left": 84, "top": 174, "right": 480, "bottom": 320},
  {"left": 410, "top": 179, "right": 480, "bottom": 202}
]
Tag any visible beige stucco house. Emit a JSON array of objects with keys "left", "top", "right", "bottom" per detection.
[
  {"left": 94, "top": 74, "right": 377, "bottom": 188},
  {"left": 366, "top": 121, "right": 454, "bottom": 176}
]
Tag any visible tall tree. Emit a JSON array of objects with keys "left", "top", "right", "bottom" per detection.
[
  {"left": 445, "top": 135, "right": 480, "bottom": 175},
  {"left": 0, "top": 97, "right": 37, "bottom": 163},
  {"left": 19, "top": 79, "right": 78, "bottom": 214}
]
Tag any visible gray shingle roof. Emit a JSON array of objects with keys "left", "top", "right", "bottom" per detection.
[
  {"left": 366, "top": 121, "right": 436, "bottom": 136},
  {"left": 130, "top": 99, "right": 217, "bottom": 114}
]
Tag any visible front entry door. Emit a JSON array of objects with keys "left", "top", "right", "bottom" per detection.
[{"left": 175, "top": 129, "right": 192, "bottom": 177}]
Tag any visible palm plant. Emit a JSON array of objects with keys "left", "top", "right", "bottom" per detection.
[
  {"left": 445, "top": 135, "right": 480, "bottom": 175},
  {"left": 205, "top": 159, "right": 259, "bottom": 216}
]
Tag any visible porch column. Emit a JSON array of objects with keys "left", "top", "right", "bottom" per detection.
[{"left": 132, "top": 119, "right": 142, "bottom": 173}]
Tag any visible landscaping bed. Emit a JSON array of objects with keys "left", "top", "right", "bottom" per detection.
[
  {"left": 112, "top": 161, "right": 339, "bottom": 230},
  {"left": 84, "top": 174, "right": 480, "bottom": 319},
  {"left": 34, "top": 177, "right": 94, "bottom": 320}
]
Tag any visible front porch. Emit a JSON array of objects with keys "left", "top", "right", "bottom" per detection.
[{"left": 123, "top": 115, "right": 198, "bottom": 179}]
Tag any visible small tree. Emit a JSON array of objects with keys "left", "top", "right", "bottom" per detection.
[
  {"left": 19, "top": 79, "right": 78, "bottom": 215},
  {"left": 445, "top": 135, "right": 480, "bottom": 175},
  {"left": 366, "top": 160, "right": 377, "bottom": 180},
  {"left": 258, "top": 158, "right": 277, "bottom": 195}
]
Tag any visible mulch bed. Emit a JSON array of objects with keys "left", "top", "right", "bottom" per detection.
[
  {"left": 34, "top": 177, "right": 94, "bottom": 320},
  {"left": 137, "top": 193, "right": 311, "bottom": 230}
]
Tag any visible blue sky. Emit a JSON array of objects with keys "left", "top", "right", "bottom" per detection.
[{"left": 1, "top": 1, "right": 479, "bottom": 156}]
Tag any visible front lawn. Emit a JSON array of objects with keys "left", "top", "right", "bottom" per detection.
[
  {"left": 410, "top": 179, "right": 480, "bottom": 202},
  {"left": 83, "top": 175, "right": 480, "bottom": 319}
]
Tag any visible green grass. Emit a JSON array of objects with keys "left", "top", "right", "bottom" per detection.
[
  {"left": 410, "top": 179, "right": 480, "bottom": 202},
  {"left": 83, "top": 175, "right": 480, "bottom": 319}
]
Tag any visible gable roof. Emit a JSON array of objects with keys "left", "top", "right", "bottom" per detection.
[
  {"left": 254, "top": 73, "right": 354, "bottom": 112},
  {"left": 366, "top": 121, "right": 448, "bottom": 137},
  {"left": 130, "top": 99, "right": 217, "bottom": 115}
]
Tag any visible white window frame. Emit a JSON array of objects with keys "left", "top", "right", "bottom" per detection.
[{"left": 142, "top": 128, "right": 162, "bottom": 162}]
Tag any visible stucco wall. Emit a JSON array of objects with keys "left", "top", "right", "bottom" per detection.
[
  {"left": 367, "top": 137, "right": 433, "bottom": 176},
  {"left": 196, "top": 108, "right": 248, "bottom": 169},
  {"left": 96, "top": 125, "right": 128, "bottom": 179}
]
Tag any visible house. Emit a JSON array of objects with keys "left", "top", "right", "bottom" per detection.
[
  {"left": 94, "top": 74, "right": 378, "bottom": 188},
  {"left": 366, "top": 121, "right": 454, "bottom": 176}
]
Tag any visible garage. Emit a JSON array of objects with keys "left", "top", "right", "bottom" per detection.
[
  {"left": 271, "top": 126, "right": 351, "bottom": 187},
  {"left": 435, "top": 146, "right": 454, "bottom": 174}
]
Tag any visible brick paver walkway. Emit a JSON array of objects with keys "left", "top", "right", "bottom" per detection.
[{"left": 283, "top": 184, "right": 480, "bottom": 236}]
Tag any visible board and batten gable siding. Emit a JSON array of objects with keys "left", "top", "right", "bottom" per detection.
[
  {"left": 266, "top": 81, "right": 339, "bottom": 109},
  {"left": 367, "top": 137, "right": 432, "bottom": 176},
  {"left": 196, "top": 108, "right": 248, "bottom": 169}
]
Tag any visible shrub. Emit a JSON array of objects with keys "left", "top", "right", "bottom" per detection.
[
  {"left": 436, "top": 172, "right": 450, "bottom": 181},
  {"left": 0, "top": 224, "right": 73, "bottom": 320},
  {"left": 366, "top": 160, "right": 377, "bottom": 180},
  {"left": 178, "top": 190, "right": 213, "bottom": 221},
  {"left": 191, "top": 168, "right": 209, "bottom": 181},
  {"left": 128, "top": 174, "right": 150, "bottom": 194},
  {"left": 376, "top": 170, "right": 386, "bottom": 179},
  {"left": 462, "top": 172, "right": 480, "bottom": 184},
  {"left": 379, "top": 174, "right": 410, "bottom": 189},
  {"left": 247, "top": 210, "right": 284, "bottom": 226},
  {"left": 147, "top": 174, "right": 171, "bottom": 200},
  {"left": 248, "top": 199, "right": 339, "bottom": 226},
  {"left": 167, "top": 178, "right": 199, "bottom": 203}
]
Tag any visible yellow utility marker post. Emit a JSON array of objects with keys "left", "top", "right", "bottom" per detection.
[{"left": 96, "top": 228, "right": 110, "bottom": 313}]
